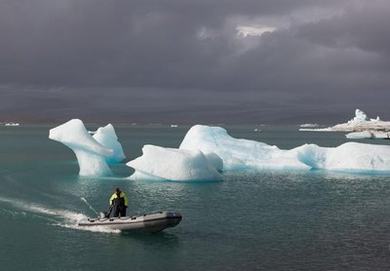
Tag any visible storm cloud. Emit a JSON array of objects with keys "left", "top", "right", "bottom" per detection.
[{"left": 1, "top": 0, "right": 390, "bottom": 123}]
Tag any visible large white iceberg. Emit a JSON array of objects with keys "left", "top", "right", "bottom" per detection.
[
  {"left": 127, "top": 145, "right": 223, "bottom": 181},
  {"left": 49, "top": 119, "right": 125, "bottom": 176},
  {"left": 180, "top": 125, "right": 308, "bottom": 171},
  {"left": 180, "top": 125, "right": 390, "bottom": 173},
  {"left": 300, "top": 109, "right": 390, "bottom": 132}
]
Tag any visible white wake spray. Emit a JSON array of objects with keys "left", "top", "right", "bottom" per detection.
[{"left": 0, "top": 196, "right": 120, "bottom": 233}]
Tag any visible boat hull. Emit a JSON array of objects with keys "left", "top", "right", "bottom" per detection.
[{"left": 78, "top": 211, "right": 182, "bottom": 233}]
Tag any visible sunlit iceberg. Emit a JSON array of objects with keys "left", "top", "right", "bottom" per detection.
[
  {"left": 180, "top": 125, "right": 390, "bottom": 173},
  {"left": 49, "top": 119, "right": 125, "bottom": 176},
  {"left": 127, "top": 145, "right": 223, "bottom": 181}
]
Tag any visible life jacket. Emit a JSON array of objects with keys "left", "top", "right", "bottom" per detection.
[
  {"left": 116, "top": 193, "right": 125, "bottom": 207},
  {"left": 109, "top": 191, "right": 128, "bottom": 207}
]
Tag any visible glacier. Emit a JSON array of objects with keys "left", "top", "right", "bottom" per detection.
[
  {"left": 180, "top": 125, "right": 390, "bottom": 173},
  {"left": 49, "top": 119, "right": 125, "bottom": 176},
  {"left": 127, "top": 145, "right": 223, "bottom": 181}
]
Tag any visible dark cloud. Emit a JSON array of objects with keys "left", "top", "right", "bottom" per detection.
[
  {"left": 0, "top": 0, "right": 389, "bottom": 123},
  {"left": 297, "top": 1, "right": 390, "bottom": 55}
]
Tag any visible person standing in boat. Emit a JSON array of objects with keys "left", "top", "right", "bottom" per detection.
[{"left": 108, "top": 188, "right": 128, "bottom": 217}]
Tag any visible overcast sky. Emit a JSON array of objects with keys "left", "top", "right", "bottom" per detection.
[{"left": 1, "top": 0, "right": 390, "bottom": 124}]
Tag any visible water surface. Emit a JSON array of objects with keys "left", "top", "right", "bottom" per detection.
[{"left": 1, "top": 125, "right": 390, "bottom": 270}]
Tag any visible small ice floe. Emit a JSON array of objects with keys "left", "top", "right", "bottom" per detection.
[
  {"left": 170, "top": 124, "right": 179, "bottom": 128},
  {"left": 299, "top": 123, "right": 319, "bottom": 128},
  {"left": 346, "top": 130, "right": 390, "bottom": 140},
  {"left": 4, "top": 122, "right": 20, "bottom": 126}
]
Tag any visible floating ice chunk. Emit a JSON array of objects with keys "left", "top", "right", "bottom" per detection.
[
  {"left": 49, "top": 119, "right": 114, "bottom": 176},
  {"left": 127, "top": 145, "right": 223, "bottom": 181},
  {"left": 4, "top": 122, "right": 20, "bottom": 126},
  {"left": 180, "top": 125, "right": 309, "bottom": 171},
  {"left": 296, "top": 142, "right": 390, "bottom": 172},
  {"left": 370, "top": 131, "right": 390, "bottom": 139},
  {"left": 345, "top": 131, "right": 373, "bottom": 139},
  {"left": 91, "top": 124, "right": 126, "bottom": 163},
  {"left": 299, "top": 123, "right": 319, "bottom": 128},
  {"left": 180, "top": 125, "right": 390, "bottom": 173},
  {"left": 346, "top": 130, "right": 390, "bottom": 139}
]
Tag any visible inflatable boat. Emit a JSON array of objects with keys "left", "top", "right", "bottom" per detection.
[{"left": 78, "top": 211, "right": 182, "bottom": 232}]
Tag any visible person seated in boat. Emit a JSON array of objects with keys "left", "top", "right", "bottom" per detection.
[{"left": 108, "top": 188, "right": 128, "bottom": 218}]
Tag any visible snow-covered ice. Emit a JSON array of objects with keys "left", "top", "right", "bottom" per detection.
[
  {"left": 49, "top": 119, "right": 125, "bottom": 176},
  {"left": 180, "top": 125, "right": 390, "bottom": 173},
  {"left": 127, "top": 145, "right": 223, "bottom": 181},
  {"left": 300, "top": 109, "right": 390, "bottom": 132}
]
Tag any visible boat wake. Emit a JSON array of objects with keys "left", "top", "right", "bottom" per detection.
[{"left": 0, "top": 196, "right": 120, "bottom": 233}]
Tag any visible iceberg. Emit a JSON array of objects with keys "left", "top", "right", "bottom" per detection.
[
  {"left": 50, "top": 119, "right": 390, "bottom": 178},
  {"left": 49, "top": 119, "right": 125, "bottom": 176},
  {"left": 180, "top": 125, "right": 390, "bottom": 173},
  {"left": 127, "top": 145, "right": 223, "bottom": 181},
  {"left": 296, "top": 143, "right": 390, "bottom": 172},
  {"left": 300, "top": 109, "right": 390, "bottom": 132},
  {"left": 180, "top": 125, "right": 309, "bottom": 171},
  {"left": 90, "top": 124, "right": 126, "bottom": 163}
]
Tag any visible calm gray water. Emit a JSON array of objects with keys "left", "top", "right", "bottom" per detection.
[{"left": 1, "top": 125, "right": 390, "bottom": 270}]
